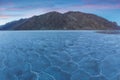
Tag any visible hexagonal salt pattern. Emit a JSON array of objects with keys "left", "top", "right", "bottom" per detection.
[{"left": 0, "top": 31, "right": 120, "bottom": 80}]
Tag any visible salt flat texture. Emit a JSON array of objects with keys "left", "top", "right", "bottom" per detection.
[{"left": 0, "top": 31, "right": 120, "bottom": 80}]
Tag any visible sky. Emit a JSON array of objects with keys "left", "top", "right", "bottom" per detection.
[{"left": 0, "top": 0, "right": 120, "bottom": 25}]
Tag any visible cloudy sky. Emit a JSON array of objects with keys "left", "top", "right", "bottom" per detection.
[{"left": 0, "top": 0, "right": 120, "bottom": 25}]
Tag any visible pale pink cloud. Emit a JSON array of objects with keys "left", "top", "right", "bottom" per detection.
[
  {"left": 0, "top": 8, "right": 6, "bottom": 11},
  {"left": 0, "top": 15, "right": 10, "bottom": 19}
]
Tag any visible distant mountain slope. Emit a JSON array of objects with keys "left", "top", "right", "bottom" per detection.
[
  {"left": 0, "top": 19, "right": 27, "bottom": 30},
  {"left": 0, "top": 11, "right": 119, "bottom": 30}
]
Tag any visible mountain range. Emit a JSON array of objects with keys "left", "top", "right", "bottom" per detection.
[{"left": 0, "top": 11, "right": 119, "bottom": 30}]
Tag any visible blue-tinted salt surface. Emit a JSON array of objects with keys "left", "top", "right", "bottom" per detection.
[{"left": 0, "top": 30, "right": 120, "bottom": 80}]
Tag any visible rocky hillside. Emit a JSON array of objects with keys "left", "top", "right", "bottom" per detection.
[{"left": 0, "top": 11, "right": 119, "bottom": 30}]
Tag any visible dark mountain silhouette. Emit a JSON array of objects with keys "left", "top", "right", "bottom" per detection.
[{"left": 0, "top": 11, "right": 119, "bottom": 30}]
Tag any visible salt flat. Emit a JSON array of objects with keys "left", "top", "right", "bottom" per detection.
[{"left": 0, "top": 30, "right": 120, "bottom": 80}]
